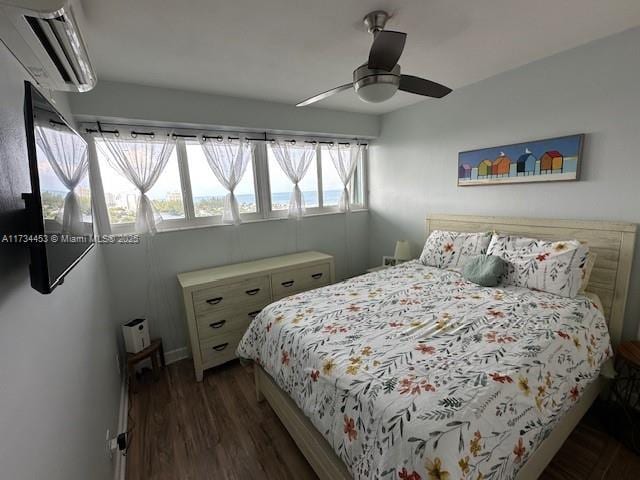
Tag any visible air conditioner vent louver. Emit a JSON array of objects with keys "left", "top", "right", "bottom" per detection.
[
  {"left": 25, "top": 15, "right": 72, "bottom": 83},
  {"left": 0, "top": 1, "right": 96, "bottom": 92}
]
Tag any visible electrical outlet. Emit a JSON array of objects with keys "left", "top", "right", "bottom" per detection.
[{"left": 110, "top": 437, "right": 120, "bottom": 453}]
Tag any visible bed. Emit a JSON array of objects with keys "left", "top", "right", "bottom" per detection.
[{"left": 237, "top": 215, "right": 636, "bottom": 480}]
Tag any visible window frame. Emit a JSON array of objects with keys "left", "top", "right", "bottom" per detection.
[
  {"left": 95, "top": 137, "right": 188, "bottom": 232},
  {"left": 181, "top": 139, "right": 263, "bottom": 224},
  {"left": 263, "top": 142, "right": 328, "bottom": 218},
  {"left": 93, "top": 134, "right": 368, "bottom": 234}
]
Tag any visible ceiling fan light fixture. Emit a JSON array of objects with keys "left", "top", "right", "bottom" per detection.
[
  {"left": 353, "top": 64, "right": 401, "bottom": 103},
  {"left": 295, "top": 10, "right": 452, "bottom": 107},
  {"left": 355, "top": 80, "right": 399, "bottom": 103}
]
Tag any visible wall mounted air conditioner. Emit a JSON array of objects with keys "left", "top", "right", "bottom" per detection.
[{"left": 0, "top": 0, "right": 96, "bottom": 92}]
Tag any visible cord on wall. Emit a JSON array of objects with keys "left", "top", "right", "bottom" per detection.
[{"left": 343, "top": 211, "right": 351, "bottom": 278}]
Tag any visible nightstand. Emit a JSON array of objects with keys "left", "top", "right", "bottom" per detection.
[
  {"left": 366, "top": 265, "right": 391, "bottom": 273},
  {"left": 609, "top": 341, "right": 640, "bottom": 453}
]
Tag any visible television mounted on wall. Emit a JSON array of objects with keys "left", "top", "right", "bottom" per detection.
[{"left": 22, "top": 81, "right": 94, "bottom": 294}]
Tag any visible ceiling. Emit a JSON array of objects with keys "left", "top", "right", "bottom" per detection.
[{"left": 77, "top": 0, "right": 640, "bottom": 114}]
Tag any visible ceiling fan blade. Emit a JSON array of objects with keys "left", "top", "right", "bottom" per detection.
[
  {"left": 399, "top": 75, "right": 452, "bottom": 98},
  {"left": 296, "top": 83, "right": 353, "bottom": 107},
  {"left": 368, "top": 30, "right": 407, "bottom": 71}
]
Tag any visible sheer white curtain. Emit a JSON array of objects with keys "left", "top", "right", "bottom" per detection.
[
  {"left": 85, "top": 135, "right": 111, "bottom": 235},
  {"left": 270, "top": 141, "right": 317, "bottom": 219},
  {"left": 326, "top": 143, "right": 364, "bottom": 212},
  {"left": 199, "top": 139, "right": 253, "bottom": 225},
  {"left": 97, "top": 134, "right": 175, "bottom": 234},
  {"left": 35, "top": 125, "right": 88, "bottom": 233}
]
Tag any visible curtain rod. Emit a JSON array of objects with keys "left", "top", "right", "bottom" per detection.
[
  {"left": 200, "top": 134, "right": 354, "bottom": 146},
  {"left": 83, "top": 121, "right": 369, "bottom": 146}
]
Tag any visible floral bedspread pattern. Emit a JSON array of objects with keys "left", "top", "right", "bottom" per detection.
[
  {"left": 419, "top": 230, "right": 492, "bottom": 269},
  {"left": 237, "top": 261, "right": 611, "bottom": 480},
  {"left": 487, "top": 235, "right": 589, "bottom": 299}
]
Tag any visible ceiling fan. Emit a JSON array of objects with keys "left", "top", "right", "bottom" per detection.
[{"left": 296, "top": 10, "right": 452, "bottom": 107}]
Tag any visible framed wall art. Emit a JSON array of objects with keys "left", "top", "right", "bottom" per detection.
[{"left": 458, "top": 134, "right": 584, "bottom": 186}]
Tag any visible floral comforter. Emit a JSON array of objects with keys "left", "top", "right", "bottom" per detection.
[{"left": 237, "top": 261, "right": 611, "bottom": 480}]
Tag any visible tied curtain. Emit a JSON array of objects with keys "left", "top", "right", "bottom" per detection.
[
  {"left": 326, "top": 143, "right": 364, "bottom": 212},
  {"left": 97, "top": 135, "right": 175, "bottom": 234},
  {"left": 199, "top": 139, "right": 254, "bottom": 225},
  {"left": 35, "top": 125, "right": 89, "bottom": 234},
  {"left": 270, "top": 141, "right": 317, "bottom": 220}
]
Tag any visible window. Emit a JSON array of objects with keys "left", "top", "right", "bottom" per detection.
[
  {"left": 96, "top": 139, "right": 184, "bottom": 225},
  {"left": 185, "top": 143, "right": 257, "bottom": 217},
  {"left": 351, "top": 150, "right": 366, "bottom": 206},
  {"left": 93, "top": 133, "right": 366, "bottom": 232},
  {"left": 148, "top": 154, "right": 185, "bottom": 220},
  {"left": 266, "top": 144, "right": 318, "bottom": 210},
  {"left": 320, "top": 147, "right": 343, "bottom": 208}
]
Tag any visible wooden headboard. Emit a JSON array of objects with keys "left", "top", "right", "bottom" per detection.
[{"left": 426, "top": 214, "right": 636, "bottom": 346}]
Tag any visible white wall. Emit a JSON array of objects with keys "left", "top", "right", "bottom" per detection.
[
  {"left": 69, "top": 80, "right": 380, "bottom": 138},
  {"left": 368, "top": 27, "right": 640, "bottom": 340},
  {"left": 101, "top": 211, "right": 369, "bottom": 355},
  {"left": 0, "top": 45, "right": 121, "bottom": 479},
  {"left": 71, "top": 80, "right": 377, "bottom": 358}
]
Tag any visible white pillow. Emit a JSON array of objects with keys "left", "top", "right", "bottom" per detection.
[
  {"left": 487, "top": 234, "right": 589, "bottom": 298},
  {"left": 419, "top": 230, "right": 492, "bottom": 269}
]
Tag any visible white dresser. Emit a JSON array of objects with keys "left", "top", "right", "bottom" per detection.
[{"left": 178, "top": 251, "right": 335, "bottom": 381}]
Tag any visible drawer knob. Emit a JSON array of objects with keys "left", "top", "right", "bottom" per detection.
[
  {"left": 281, "top": 280, "right": 295, "bottom": 288},
  {"left": 206, "top": 297, "right": 223, "bottom": 305},
  {"left": 245, "top": 288, "right": 261, "bottom": 296},
  {"left": 209, "top": 320, "right": 226, "bottom": 329},
  {"left": 248, "top": 310, "right": 261, "bottom": 318},
  {"left": 212, "top": 343, "right": 229, "bottom": 352},
  {"left": 311, "top": 272, "right": 323, "bottom": 279}
]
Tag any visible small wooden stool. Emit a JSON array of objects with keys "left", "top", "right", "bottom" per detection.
[{"left": 127, "top": 338, "right": 165, "bottom": 394}]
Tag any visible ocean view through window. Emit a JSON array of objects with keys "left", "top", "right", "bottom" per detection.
[
  {"left": 186, "top": 143, "right": 257, "bottom": 217},
  {"left": 92, "top": 134, "right": 366, "bottom": 232},
  {"left": 267, "top": 143, "right": 319, "bottom": 210}
]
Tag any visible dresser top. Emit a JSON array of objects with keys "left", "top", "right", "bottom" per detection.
[{"left": 177, "top": 251, "right": 333, "bottom": 289}]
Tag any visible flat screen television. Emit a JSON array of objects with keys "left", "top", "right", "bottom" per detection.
[{"left": 22, "top": 81, "right": 94, "bottom": 294}]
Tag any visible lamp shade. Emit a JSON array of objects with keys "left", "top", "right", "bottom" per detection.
[{"left": 394, "top": 240, "right": 411, "bottom": 261}]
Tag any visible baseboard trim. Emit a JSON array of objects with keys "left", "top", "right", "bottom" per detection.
[
  {"left": 164, "top": 346, "right": 190, "bottom": 365},
  {"left": 111, "top": 346, "right": 188, "bottom": 480},
  {"left": 113, "top": 375, "right": 128, "bottom": 480}
]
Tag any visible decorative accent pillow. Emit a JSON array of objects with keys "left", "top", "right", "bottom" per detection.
[
  {"left": 578, "top": 251, "right": 597, "bottom": 293},
  {"left": 487, "top": 234, "right": 589, "bottom": 298},
  {"left": 463, "top": 255, "right": 507, "bottom": 287},
  {"left": 419, "top": 230, "right": 492, "bottom": 269}
]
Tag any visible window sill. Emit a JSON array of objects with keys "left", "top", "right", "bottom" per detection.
[{"left": 107, "top": 207, "right": 369, "bottom": 236}]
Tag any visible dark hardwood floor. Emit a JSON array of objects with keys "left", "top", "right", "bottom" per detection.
[{"left": 127, "top": 360, "right": 640, "bottom": 480}]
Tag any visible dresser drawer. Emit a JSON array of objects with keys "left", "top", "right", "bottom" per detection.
[
  {"left": 298, "top": 262, "right": 331, "bottom": 290},
  {"left": 272, "top": 262, "right": 331, "bottom": 299},
  {"left": 193, "top": 275, "right": 270, "bottom": 316},
  {"left": 200, "top": 331, "right": 243, "bottom": 368},
  {"left": 179, "top": 251, "right": 334, "bottom": 381},
  {"left": 196, "top": 302, "right": 266, "bottom": 341}
]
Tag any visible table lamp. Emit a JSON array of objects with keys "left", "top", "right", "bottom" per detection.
[{"left": 394, "top": 240, "right": 411, "bottom": 262}]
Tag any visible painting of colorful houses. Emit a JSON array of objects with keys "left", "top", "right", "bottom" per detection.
[{"left": 458, "top": 134, "right": 584, "bottom": 186}]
